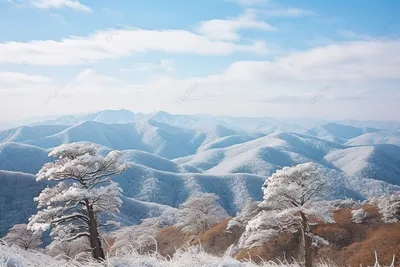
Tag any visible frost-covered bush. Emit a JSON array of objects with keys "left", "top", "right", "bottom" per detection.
[
  {"left": 351, "top": 208, "right": 367, "bottom": 224},
  {"left": 46, "top": 237, "right": 90, "bottom": 260},
  {"left": 227, "top": 199, "right": 262, "bottom": 231},
  {"left": 109, "top": 218, "right": 164, "bottom": 254},
  {"left": 371, "top": 194, "right": 400, "bottom": 223},
  {"left": 0, "top": 242, "right": 339, "bottom": 267},
  {"left": 175, "top": 193, "right": 228, "bottom": 235},
  {"left": 329, "top": 199, "right": 361, "bottom": 210},
  {"left": 3, "top": 224, "right": 42, "bottom": 250}
]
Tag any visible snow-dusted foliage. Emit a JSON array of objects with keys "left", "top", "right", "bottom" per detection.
[
  {"left": 239, "top": 163, "right": 333, "bottom": 267},
  {"left": 176, "top": 193, "right": 229, "bottom": 234},
  {"left": 0, "top": 242, "right": 341, "bottom": 267},
  {"left": 351, "top": 208, "right": 368, "bottom": 224},
  {"left": 2, "top": 224, "right": 42, "bottom": 250},
  {"left": 27, "top": 143, "right": 127, "bottom": 259},
  {"left": 371, "top": 194, "right": 400, "bottom": 223},
  {"left": 227, "top": 199, "right": 262, "bottom": 231},
  {"left": 110, "top": 217, "right": 164, "bottom": 254},
  {"left": 329, "top": 199, "right": 361, "bottom": 210},
  {"left": 47, "top": 237, "right": 90, "bottom": 260}
]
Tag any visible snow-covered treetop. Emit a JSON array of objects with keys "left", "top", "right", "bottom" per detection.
[
  {"left": 176, "top": 193, "right": 228, "bottom": 234},
  {"left": 370, "top": 194, "right": 400, "bottom": 223},
  {"left": 351, "top": 208, "right": 368, "bottom": 224},
  {"left": 227, "top": 199, "right": 262, "bottom": 231},
  {"left": 262, "top": 162, "right": 327, "bottom": 211},
  {"left": 49, "top": 143, "right": 97, "bottom": 159},
  {"left": 37, "top": 142, "right": 127, "bottom": 186}
]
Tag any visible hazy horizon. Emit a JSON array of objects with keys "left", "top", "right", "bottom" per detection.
[
  {"left": 0, "top": 0, "right": 399, "bottom": 121},
  {"left": 2, "top": 108, "right": 400, "bottom": 126}
]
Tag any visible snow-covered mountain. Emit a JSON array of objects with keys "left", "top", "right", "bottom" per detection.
[
  {"left": 325, "top": 144, "right": 400, "bottom": 185},
  {"left": 346, "top": 131, "right": 400, "bottom": 147},
  {"left": 32, "top": 109, "right": 140, "bottom": 126},
  {"left": 0, "top": 143, "right": 50, "bottom": 174},
  {"left": 0, "top": 170, "right": 179, "bottom": 236},
  {"left": 1, "top": 109, "right": 400, "bottom": 235}
]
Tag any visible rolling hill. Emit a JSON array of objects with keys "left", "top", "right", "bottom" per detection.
[{"left": 1, "top": 109, "right": 400, "bottom": 237}]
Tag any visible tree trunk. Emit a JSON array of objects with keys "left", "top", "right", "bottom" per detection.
[
  {"left": 300, "top": 211, "right": 312, "bottom": 267},
  {"left": 85, "top": 200, "right": 105, "bottom": 260}
]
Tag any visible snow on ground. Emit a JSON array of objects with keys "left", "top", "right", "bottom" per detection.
[{"left": 0, "top": 243, "right": 335, "bottom": 267}]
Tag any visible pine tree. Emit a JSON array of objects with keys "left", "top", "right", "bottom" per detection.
[{"left": 28, "top": 143, "right": 127, "bottom": 260}]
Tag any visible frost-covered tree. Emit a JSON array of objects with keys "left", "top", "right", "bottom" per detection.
[
  {"left": 47, "top": 237, "right": 89, "bottom": 260},
  {"left": 227, "top": 199, "right": 261, "bottom": 231},
  {"left": 111, "top": 218, "right": 164, "bottom": 254},
  {"left": 176, "top": 193, "right": 228, "bottom": 235},
  {"left": 28, "top": 143, "right": 127, "bottom": 260},
  {"left": 246, "top": 163, "right": 333, "bottom": 267},
  {"left": 3, "top": 224, "right": 42, "bottom": 250},
  {"left": 351, "top": 208, "right": 368, "bottom": 224},
  {"left": 373, "top": 194, "right": 400, "bottom": 223}
]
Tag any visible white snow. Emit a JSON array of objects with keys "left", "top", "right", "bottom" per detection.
[{"left": 1, "top": 110, "right": 400, "bottom": 241}]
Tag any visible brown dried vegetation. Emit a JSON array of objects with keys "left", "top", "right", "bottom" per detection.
[{"left": 112, "top": 203, "right": 400, "bottom": 266}]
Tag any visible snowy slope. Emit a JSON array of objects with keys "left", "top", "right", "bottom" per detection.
[
  {"left": 307, "top": 123, "right": 382, "bottom": 141},
  {"left": 0, "top": 142, "right": 266, "bottom": 214},
  {"left": 118, "top": 196, "right": 178, "bottom": 225},
  {"left": 112, "top": 162, "right": 265, "bottom": 214},
  {"left": 346, "top": 131, "right": 400, "bottom": 147},
  {"left": 1, "top": 109, "right": 400, "bottom": 235},
  {"left": 2, "top": 119, "right": 258, "bottom": 159},
  {"left": 0, "top": 171, "right": 46, "bottom": 236},
  {"left": 24, "top": 121, "right": 149, "bottom": 151},
  {"left": 0, "top": 143, "right": 50, "bottom": 174},
  {"left": 175, "top": 132, "right": 342, "bottom": 176},
  {"left": 324, "top": 145, "right": 400, "bottom": 185},
  {"left": 0, "top": 170, "right": 176, "bottom": 236},
  {"left": 33, "top": 109, "right": 139, "bottom": 126},
  {"left": 0, "top": 125, "right": 68, "bottom": 143},
  {"left": 13, "top": 109, "right": 399, "bottom": 134}
]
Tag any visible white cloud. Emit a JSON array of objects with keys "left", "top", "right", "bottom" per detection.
[
  {"left": 1, "top": 39, "right": 400, "bottom": 121},
  {"left": 76, "top": 69, "right": 118, "bottom": 84},
  {"left": 223, "top": 40, "right": 400, "bottom": 83},
  {"left": 226, "top": 0, "right": 314, "bottom": 17},
  {"left": 337, "top": 30, "right": 372, "bottom": 40},
  {"left": 196, "top": 9, "right": 276, "bottom": 41},
  {"left": 50, "top": 13, "right": 67, "bottom": 24},
  {"left": 260, "top": 7, "right": 315, "bottom": 17},
  {"left": 121, "top": 60, "right": 177, "bottom": 74},
  {"left": 0, "top": 72, "right": 52, "bottom": 89},
  {"left": 9, "top": 0, "right": 92, "bottom": 12},
  {"left": 0, "top": 28, "right": 269, "bottom": 66},
  {"left": 226, "top": 0, "right": 269, "bottom": 6}
]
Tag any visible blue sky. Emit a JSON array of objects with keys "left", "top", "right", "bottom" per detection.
[{"left": 0, "top": 0, "right": 399, "bottom": 121}]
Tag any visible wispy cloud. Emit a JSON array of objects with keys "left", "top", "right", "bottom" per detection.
[
  {"left": 0, "top": 72, "right": 52, "bottom": 89},
  {"left": 0, "top": 28, "right": 269, "bottom": 65},
  {"left": 196, "top": 9, "right": 276, "bottom": 41},
  {"left": 9, "top": 0, "right": 92, "bottom": 12},
  {"left": 226, "top": 0, "right": 269, "bottom": 7},
  {"left": 50, "top": 13, "right": 67, "bottom": 24},
  {"left": 226, "top": 0, "right": 314, "bottom": 17},
  {"left": 260, "top": 7, "right": 315, "bottom": 17},
  {"left": 337, "top": 30, "right": 371, "bottom": 40},
  {"left": 121, "top": 60, "right": 178, "bottom": 74},
  {"left": 76, "top": 69, "right": 118, "bottom": 84}
]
